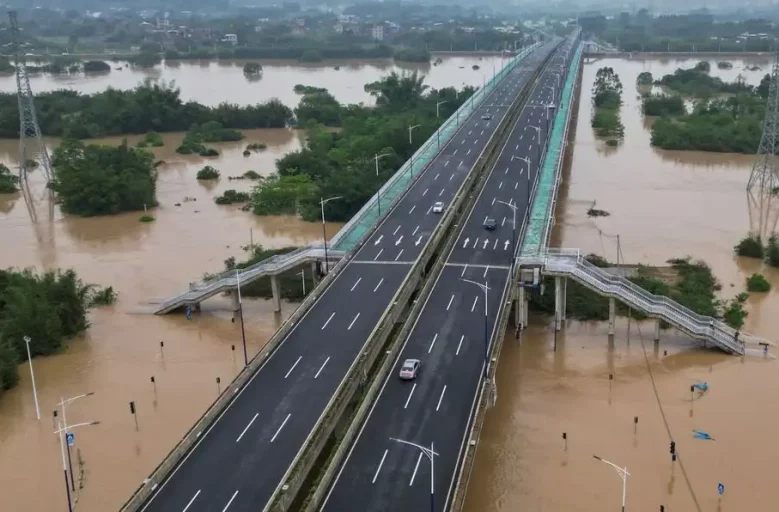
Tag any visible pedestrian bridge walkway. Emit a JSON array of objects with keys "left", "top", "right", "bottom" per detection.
[{"left": 520, "top": 250, "right": 772, "bottom": 355}]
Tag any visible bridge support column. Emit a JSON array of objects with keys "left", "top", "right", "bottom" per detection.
[
  {"left": 654, "top": 318, "right": 661, "bottom": 343},
  {"left": 561, "top": 277, "right": 567, "bottom": 324},
  {"left": 608, "top": 297, "right": 616, "bottom": 336},
  {"left": 554, "top": 276, "right": 566, "bottom": 331},
  {"left": 311, "top": 261, "right": 320, "bottom": 286},
  {"left": 231, "top": 290, "right": 239, "bottom": 322},
  {"left": 518, "top": 285, "right": 526, "bottom": 330},
  {"left": 271, "top": 275, "right": 282, "bottom": 313}
]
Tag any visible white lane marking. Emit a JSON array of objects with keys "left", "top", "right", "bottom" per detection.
[
  {"left": 505, "top": 167, "right": 509, "bottom": 175},
  {"left": 372, "top": 449, "right": 389, "bottom": 484},
  {"left": 453, "top": 149, "right": 458, "bottom": 156},
  {"left": 236, "top": 413, "right": 259, "bottom": 442},
  {"left": 221, "top": 490, "right": 239, "bottom": 512},
  {"left": 182, "top": 490, "right": 201, "bottom": 512},
  {"left": 461, "top": 263, "right": 468, "bottom": 277},
  {"left": 348, "top": 312, "right": 361, "bottom": 330},
  {"left": 422, "top": 188, "right": 428, "bottom": 197},
  {"left": 393, "top": 225, "right": 401, "bottom": 235},
  {"left": 270, "top": 413, "right": 291, "bottom": 443},
  {"left": 284, "top": 356, "right": 302, "bottom": 379},
  {"left": 528, "top": 144, "right": 532, "bottom": 151},
  {"left": 350, "top": 277, "right": 362, "bottom": 291},
  {"left": 515, "top": 182, "right": 519, "bottom": 190},
  {"left": 481, "top": 129, "right": 485, "bottom": 135},
  {"left": 409, "top": 451, "right": 424, "bottom": 486},
  {"left": 374, "top": 278, "right": 384, "bottom": 292},
  {"left": 474, "top": 139, "right": 479, "bottom": 145},
  {"left": 428, "top": 333, "right": 438, "bottom": 354},
  {"left": 322, "top": 312, "right": 336, "bottom": 330},
  {"left": 471, "top": 296, "right": 479, "bottom": 312},
  {"left": 468, "top": 130, "right": 472, "bottom": 135},
  {"left": 472, "top": 237, "right": 479, "bottom": 249},
  {"left": 493, "top": 239, "right": 498, "bottom": 249},
  {"left": 459, "top": 160, "right": 464, "bottom": 167},
  {"left": 395, "top": 249, "right": 404, "bottom": 261},
  {"left": 483, "top": 215, "right": 488, "bottom": 223},
  {"left": 412, "top": 225, "right": 419, "bottom": 236},
  {"left": 466, "top": 149, "right": 471, "bottom": 155},
  {"left": 315, "top": 357, "right": 330, "bottom": 379},
  {"left": 456, "top": 335, "right": 465, "bottom": 355},
  {"left": 491, "top": 197, "right": 495, "bottom": 205},
  {"left": 439, "top": 188, "right": 445, "bottom": 196},
  {"left": 447, "top": 294, "right": 455, "bottom": 311},
  {"left": 436, "top": 385, "right": 448, "bottom": 411},
  {"left": 434, "top": 173, "right": 439, "bottom": 180},
  {"left": 483, "top": 265, "right": 490, "bottom": 278},
  {"left": 404, "top": 383, "right": 417, "bottom": 409},
  {"left": 444, "top": 160, "right": 449, "bottom": 168},
  {"left": 502, "top": 217, "right": 506, "bottom": 226},
  {"left": 409, "top": 205, "right": 416, "bottom": 214},
  {"left": 499, "top": 181, "right": 503, "bottom": 189},
  {"left": 373, "top": 248, "right": 384, "bottom": 261},
  {"left": 461, "top": 139, "right": 465, "bottom": 145}
]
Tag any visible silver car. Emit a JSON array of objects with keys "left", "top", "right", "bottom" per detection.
[
  {"left": 399, "top": 358, "right": 421, "bottom": 380},
  {"left": 432, "top": 201, "right": 444, "bottom": 214}
]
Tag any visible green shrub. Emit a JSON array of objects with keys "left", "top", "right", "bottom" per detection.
[
  {"left": 766, "top": 235, "right": 779, "bottom": 267},
  {"left": 746, "top": 273, "right": 771, "bottom": 292},
  {"left": 196, "top": 166, "right": 220, "bottom": 180},
  {"left": 735, "top": 234, "right": 764, "bottom": 258},
  {"left": 243, "top": 170, "right": 261, "bottom": 180},
  {"left": 139, "top": 214, "right": 155, "bottom": 222},
  {"left": 0, "top": 163, "right": 19, "bottom": 193},
  {"left": 637, "top": 71, "right": 653, "bottom": 86},
  {"left": 215, "top": 189, "right": 250, "bottom": 205},
  {"left": 722, "top": 297, "right": 748, "bottom": 329},
  {"left": 89, "top": 286, "right": 118, "bottom": 306},
  {"left": 246, "top": 143, "right": 267, "bottom": 151}
]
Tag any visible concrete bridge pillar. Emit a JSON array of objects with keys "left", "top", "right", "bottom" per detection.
[
  {"left": 654, "top": 318, "right": 661, "bottom": 343},
  {"left": 271, "top": 275, "right": 281, "bottom": 313},
  {"left": 608, "top": 297, "right": 616, "bottom": 336},
  {"left": 554, "top": 276, "right": 567, "bottom": 331},
  {"left": 311, "top": 261, "right": 320, "bottom": 286},
  {"left": 231, "top": 289, "right": 240, "bottom": 322},
  {"left": 561, "top": 277, "right": 567, "bottom": 323},
  {"left": 518, "top": 285, "right": 526, "bottom": 330}
]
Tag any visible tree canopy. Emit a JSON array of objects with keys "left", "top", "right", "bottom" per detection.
[
  {"left": 0, "top": 164, "right": 19, "bottom": 194},
  {"left": 51, "top": 139, "right": 157, "bottom": 216}
]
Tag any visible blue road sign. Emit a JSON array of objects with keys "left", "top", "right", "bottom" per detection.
[
  {"left": 66, "top": 432, "right": 75, "bottom": 447},
  {"left": 718, "top": 483, "right": 725, "bottom": 496},
  {"left": 186, "top": 307, "right": 192, "bottom": 320}
]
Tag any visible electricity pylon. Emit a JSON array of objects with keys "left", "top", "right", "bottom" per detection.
[{"left": 747, "top": 46, "right": 779, "bottom": 192}]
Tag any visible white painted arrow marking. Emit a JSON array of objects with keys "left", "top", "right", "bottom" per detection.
[
  {"left": 415, "top": 236, "right": 423, "bottom": 246},
  {"left": 462, "top": 237, "right": 470, "bottom": 249},
  {"left": 483, "top": 239, "right": 489, "bottom": 249},
  {"left": 395, "top": 236, "right": 403, "bottom": 246},
  {"left": 504, "top": 240, "right": 510, "bottom": 250},
  {"left": 374, "top": 235, "right": 383, "bottom": 246}
]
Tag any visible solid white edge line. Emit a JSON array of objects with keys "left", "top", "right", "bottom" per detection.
[
  {"left": 372, "top": 449, "right": 389, "bottom": 484},
  {"left": 270, "top": 413, "right": 291, "bottom": 443}
]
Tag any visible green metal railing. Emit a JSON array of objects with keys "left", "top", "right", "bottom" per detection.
[{"left": 330, "top": 44, "right": 540, "bottom": 252}]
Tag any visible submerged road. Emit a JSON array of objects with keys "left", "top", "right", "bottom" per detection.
[
  {"left": 321, "top": 37, "right": 576, "bottom": 512},
  {"left": 140, "top": 43, "right": 556, "bottom": 512}
]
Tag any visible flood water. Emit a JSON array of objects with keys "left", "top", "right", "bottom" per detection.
[
  {"left": 0, "top": 130, "right": 341, "bottom": 511},
  {"left": 464, "top": 57, "right": 779, "bottom": 511},
  {"left": 0, "top": 55, "right": 508, "bottom": 107}
]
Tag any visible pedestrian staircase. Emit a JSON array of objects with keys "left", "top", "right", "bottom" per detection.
[
  {"left": 522, "top": 250, "right": 773, "bottom": 355},
  {"left": 151, "top": 245, "right": 344, "bottom": 314}
]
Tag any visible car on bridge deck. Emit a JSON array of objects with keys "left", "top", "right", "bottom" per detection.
[
  {"left": 483, "top": 218, "right": 497, "bottom": 231},
  {"left": 399, "top": 359, "right": 421, "bottom": 380},
  {"left": 481, "top": 113, "right": 492, "bottom": 120},
  {"left": 432, "top": 201, "right": 445, "bottom": 214}
]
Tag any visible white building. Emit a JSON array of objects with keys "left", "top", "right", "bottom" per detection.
[
  {"left": 371, "top": 24, "right": 384, "bottom": 41},
  {"left": 223, "top": 33, "right": 238, "bottom": 45}
]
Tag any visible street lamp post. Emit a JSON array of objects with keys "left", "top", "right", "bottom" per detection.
[
  {"left": 390, "top": 438, "right": 438, "bottom": 512},
  {"left": 374, "top": 153, "right": 391, "bottom": 217},
  {"left": 460, "top": 278, "right": 491, "bottom": 378},
  {"left": 529, "top": 125, "right": 542, "bottom": 163},
  {"left": 298, "top": 269, "right": 306, "bottom": 296},
  {"left": 496, "top": 200, "right": 519, "bottom": 264},
  {"left": 54, "top": 420, "right": 99, "bottom": 512},
  {"left": 593, "top": 455, "right": 630, "bottom": 512},
  {"left": 435, "top": 101, "right": 447, "bottom": 119},
  {"left": 59, "top": 393, "right": 95, "bottom": 492},
  {"left": 511, "top": 155, "right": 532, "bottom": 221},
  {"left": 235, "top": 269, "right": 248, "bottom": 366},
  {"left": 23, "top": 335, "right": 40, "bottom": 420},
  {"left": 320, "top": 195, "right": 342, "bottom": 275},
  {"left": 408, "top": 124, "right": 421, "bottom": 145}
]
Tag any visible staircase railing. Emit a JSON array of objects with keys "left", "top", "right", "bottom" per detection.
[{"left": 538, "top": 249, "right": 752, "bottom": 354}]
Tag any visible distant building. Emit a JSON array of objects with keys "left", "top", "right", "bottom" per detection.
[
  {"left": 222, "top": 34, "right": 238, "bottom": 45},
  {"left": 371, "top": 24, "right": 384, "bottom": 41},
  {"left": 334, "top": 23, "right": 344, "bottom": 34}
]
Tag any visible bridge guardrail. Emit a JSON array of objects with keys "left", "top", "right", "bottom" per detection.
[{"left": 267, "top": 45, "right": 551, "bottom": 512}]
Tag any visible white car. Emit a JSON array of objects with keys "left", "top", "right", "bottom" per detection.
[{"left": 432, "top": 201, "right": 444, "bottom": 214}]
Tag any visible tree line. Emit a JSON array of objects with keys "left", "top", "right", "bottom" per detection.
[
  {"left": 0, "top": 79, "right": 294, "bottom": 139},
  {"left": 591, "top": 66, "right": 624, "bottom": 142},
  {"left": 250, "top": 71, "right": 476, "bottom": 222}
]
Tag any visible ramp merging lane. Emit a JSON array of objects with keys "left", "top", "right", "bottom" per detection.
[
  {"left": 321, "top": 38, "right": 575, "bottom": 512},
  {"left": 139, "top": 44, "right": 554, "bottom": 512}
]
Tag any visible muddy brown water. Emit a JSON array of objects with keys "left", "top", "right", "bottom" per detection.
[
  {"left": 0, "top": 55, "right": 509, "bottom": 107},
  {"left": 2, "top": 56, "right": 779, "bottom": 511},
  {"left": 463, "top": 57, "right": 779, "bottom": 512}
]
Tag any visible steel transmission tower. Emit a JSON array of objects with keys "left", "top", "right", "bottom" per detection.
[
  {"left": 747, "top": 47, "right": 779, "bottom": 192},
  {"left": 8, "top": 10, "right": 54, "bottom": 184}
]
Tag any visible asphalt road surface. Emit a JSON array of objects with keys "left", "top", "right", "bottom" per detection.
[
  {"left": 139, "top": 43, "right": 557, "bottom": 512},
  {"left": 321, "top": 37, "right": 577, "bottom": 512}
]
